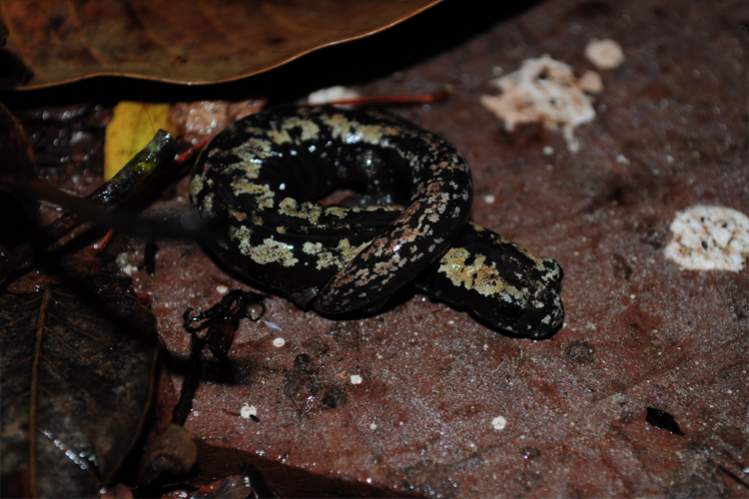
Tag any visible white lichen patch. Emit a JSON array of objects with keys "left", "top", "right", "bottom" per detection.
[
  {"left": 585, "top": 38, "right": 625, "bottom": 69},
  {"left": 307, "top": 85, "right": 360, "bottom": 105},
  {"left": 480, "top": 55, "right": 600, "bottom": 153},
  {"left": 350, "top": 374, "right": 363, "bottom": 385},
  {"left": 664, "top": 205, "right": 749, "bottom": 272}
]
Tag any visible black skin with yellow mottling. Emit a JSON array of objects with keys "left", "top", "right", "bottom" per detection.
[{"left": 191, "top": 106, "right": 564, "bottom": 338}]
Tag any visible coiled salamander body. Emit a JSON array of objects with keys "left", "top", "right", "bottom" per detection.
[{"left": 190, "top": 106, "right": 563, "bottom": 338}]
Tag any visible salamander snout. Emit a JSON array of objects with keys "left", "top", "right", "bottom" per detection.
[
  {"left": 517, "top": 258, "right": 564, "bottom": 339},
  {"left": 473, "top": 256, "right": 564, "bottom": 339}
]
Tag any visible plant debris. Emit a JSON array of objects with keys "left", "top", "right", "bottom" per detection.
[{"left": 0, "top": 274, "right": 159, "bottom": 497}]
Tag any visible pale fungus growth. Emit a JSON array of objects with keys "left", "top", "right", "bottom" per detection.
[
  {"left": 480, "top": 55, "right": 600, "bottom": 153},
  {"left": 664, "top": 205, "right": 749, "bottom": 271}
]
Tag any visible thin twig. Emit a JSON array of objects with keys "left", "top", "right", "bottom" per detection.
[
  {"left": 307, "top": 89, "right": 450, "bottom": 107},
  {"left": 28, "top": 287, "right": 51, "bottom": 498}
]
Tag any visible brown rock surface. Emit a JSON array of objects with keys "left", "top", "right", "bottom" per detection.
[
  {"left": 13, "top": 0, "right": 749, "bottom": 497},
  {"left": 119, "top": 0, "right": 748, "bottom": 496}
]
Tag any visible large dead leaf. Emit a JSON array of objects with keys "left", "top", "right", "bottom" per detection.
[
  {"left": 0, "top": 274, "right": 158, "bottom": 497},
  {"left": 0, "top": 0, "right": 440, "bottom": 89}
]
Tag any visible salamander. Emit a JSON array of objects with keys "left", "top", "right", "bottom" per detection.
[{"left": 190, "top": 105, "right": 564, "bottom": 339}]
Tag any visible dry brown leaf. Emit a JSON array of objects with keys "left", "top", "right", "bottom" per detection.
[
  {"left": 0, "top": 276, "right": 158, "bottom": 497},
  {"left": 0, "top": 0, "right": 440, "bottom": 89}
]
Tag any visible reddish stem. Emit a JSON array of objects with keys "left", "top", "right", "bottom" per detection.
[
  {"left": 174, "top": 134, "right": 215, "bottom": 165},
  {"left": 92, "top": 228, "right": 114, "bottom": 252},
  {"left": 316, "top": 89, "right": 450, "bottom": 107}
]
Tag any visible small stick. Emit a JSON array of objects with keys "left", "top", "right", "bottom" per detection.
[
  {"left": 174, "top": 134, "right": 214, "bottom": 165},
  {"left": 312, "top": 88, "right": 450, "bottom": 107}
]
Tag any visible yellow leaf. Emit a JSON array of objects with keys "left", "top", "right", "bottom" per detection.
[{"left": 104, "top": 102, "right": 174, "bottom": 180}]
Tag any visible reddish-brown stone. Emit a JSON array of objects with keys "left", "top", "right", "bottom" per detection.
[{"left": 124, "top": 0, "right": 748, "bottom": 496}]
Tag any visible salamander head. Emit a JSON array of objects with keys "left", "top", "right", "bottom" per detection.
[{"left": 431, "top": 229, "right": 565, "bottom": 339}]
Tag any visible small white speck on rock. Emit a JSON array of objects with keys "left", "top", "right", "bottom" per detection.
[
  {"left": 585, "top": 38, "right": 625, "bottom": 69},
  {"left": 272, "top": 337, "right": 286, "bottom": 348},
  {"left": 240, "top": 403, "right": 257, "bottom": 419},
  {"left": 543, "top": 146, "right": 555, "bottom": 156},
  {"left": 216, "top": 285, "right": 229, "bottom": 295},
  {"left": 369, "top": 422, "right": 378, "bottom": 430},
  {"left": 483, "top": 194, "right": 496, "bottom": 204},
  {"left": 350, "top": 374, "right": 363, "bottom": 385},
  {"left": 578, "top": 70, "right": 603, "bottom": 93},
  {"left": 492, "top": 415, "right": 507, "bottom": 431},
  {"left": 116, "top": 252, "right": 138, "bottom": 276}
]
